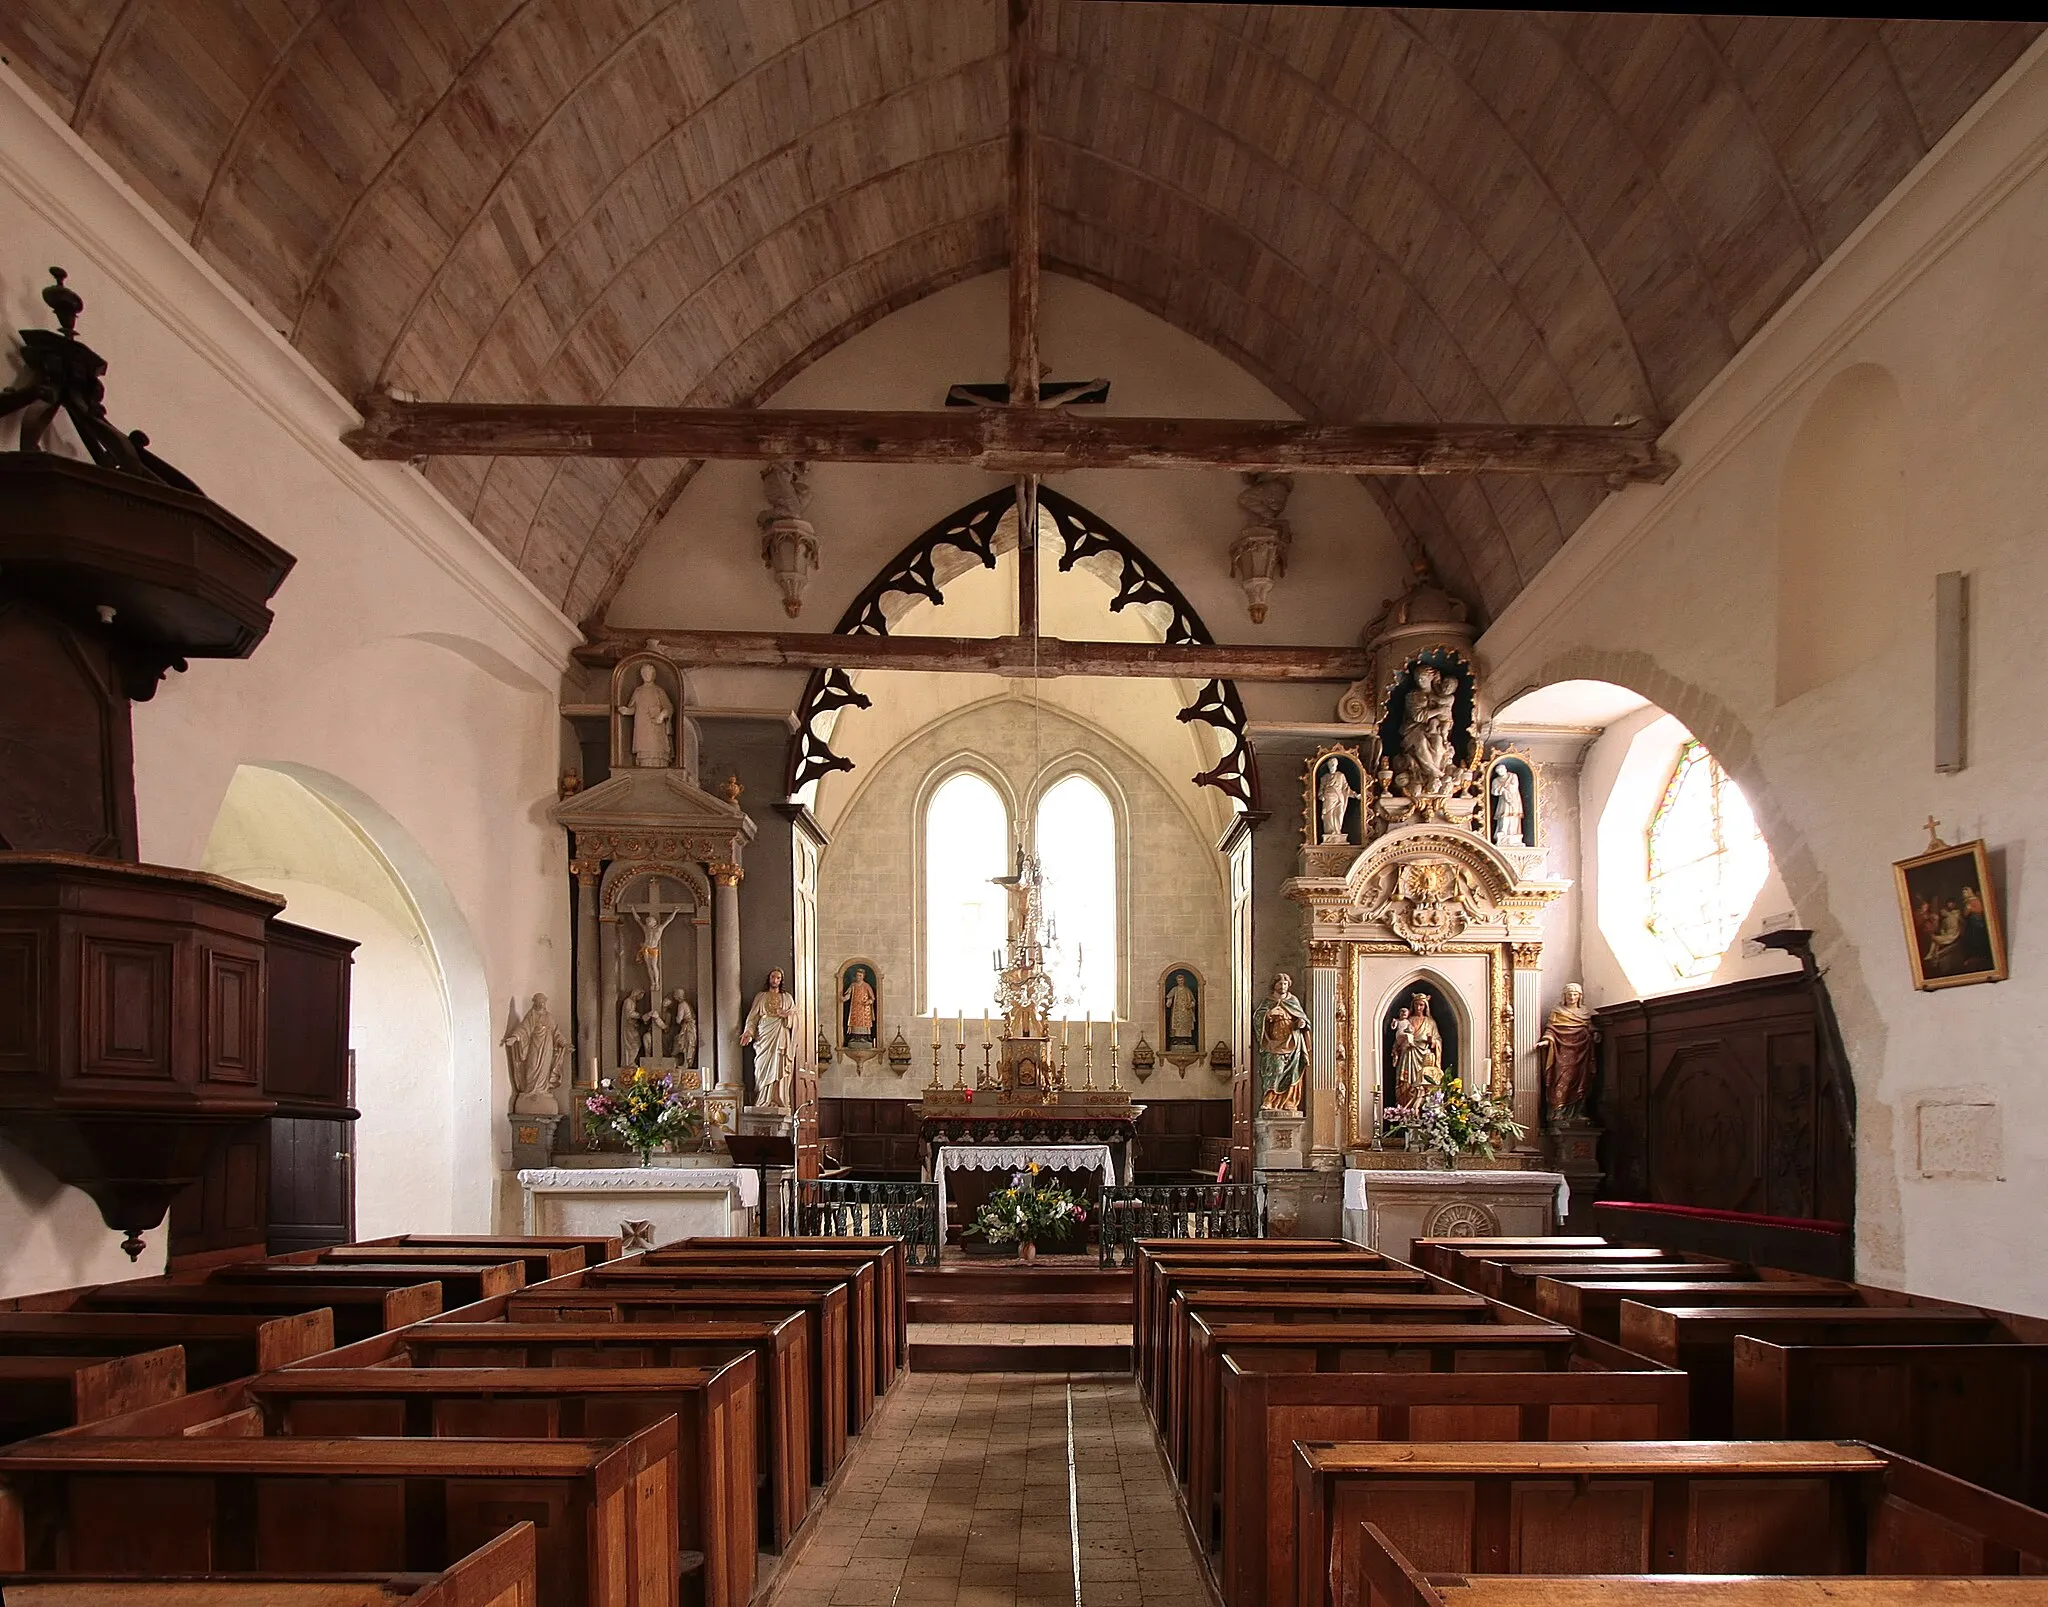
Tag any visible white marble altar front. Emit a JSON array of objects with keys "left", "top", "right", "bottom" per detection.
[
  {"left": 1342, "top": 1166, "right": 1566, "bottom": 1262},
  {"left": 518, "top": 1164, "right": 759, "bottom": 1249},
  {"left": 933, "top": 1142, "right": 1117, "bottom": 1235}
]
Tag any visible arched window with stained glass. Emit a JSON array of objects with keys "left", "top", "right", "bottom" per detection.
[
  {"left": 923, "top": 771, "right": 1009, "bottom": 1019},
  {"left": 1033, "top": 773, "right": 1118, "bottom": 1019},
  {"left": 1645, "top": 739, "right": 1769, "bottom": 980}
]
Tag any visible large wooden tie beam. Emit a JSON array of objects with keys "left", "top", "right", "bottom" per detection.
[
  {"left": 577, "top": 628, "right": 1376, "bottom": 683},
  {"left": 343, "top": 398, "right": 1673, "bottom": 480}
]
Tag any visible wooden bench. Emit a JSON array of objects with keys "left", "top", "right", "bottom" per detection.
[
  {"left": 1407, "top": 1237, "right": 1609, "bottom": 1280},
  {"left": 0, "top": 1518, "right": 538, "bottom": 1607},
  {"left": 1733, "top": 1339, "right": 2048, "bottom": 1508},
  {"left": 578, "top": 1263, "right": 876, "bottom": 1433},
  {"left": 208, "top": 1261, "right": 528, "bottom": 1311},
  {"left": 76, "top": 1280, "right": 442, "bottom": 1346},
  {"left": 1532, "top": 1277, "right": 1855, "bottom": 1341},
  {"left": 504, "top": 1283, "right": 854, "bottom": 1471},
  {"left": 0, "top": 1350, "right": 185, "bottom": 1445},
  {"left": 1165, "top": 1291, "right": 1491, "bottom": 1476},
  {"left": 361, "top": 1233, "right": 621, "bottom": 1268},
  {"left": 0, "top": 1426, "right": 680, "bottom": 1607},
  {"left": 1134, "top": 1242, "right": 1360, "bottom": 1395},
  {"left": 1618, "top": 1304, "right": 2003, "bottom": 1434},
  {"left": 1488, "top": 1258, "right": 1740, "bottom": 1310},
  {"left": 1295, "top": 1440, "right": 2048, "bottom": 1607},
  {"left": 1352, "top": 1530, "right": 2048, "bottom": 1607},
  {"left": 1141, "top": 1262, "right": 1425, "bottom": 1409},
  {"left": 1215, "top": 1356, "right": 1687, "bottom": 1607},
  {"left": 1429, "top": 1247, "right": 1702, "bottom": 1302},
  {"left": 247, "top": 1367, "right": 753, "bottom": 1607},
  {"left": 1183, "top": 1317, "right": 1582, "bottom": 1589},
  {"left": 640, "top": 1242, "right": 905, "bottom": 1392},
  {"left": 367, "top": 1319, "right": 813, "bottom": 1550},
  {"left": 309, "top": 1243, "right": 579, "bottom": 1285},
  {"left": 0, "top": 1311, "right": 334, "bottom": 1389}
]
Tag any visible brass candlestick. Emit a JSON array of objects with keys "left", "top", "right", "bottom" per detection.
[
  {"left": 980, "top": 1044, "right": 994, "bottom": 1087},
  {"left": 954, "top": 1043, "right": 966, "bottom": 1088},
  {"left": 1082, "top": 1042, "right": 1095, "bottom": 1091},
  {"left": 928, "top": 1042, "right": 943, "bottom": 1090},
  {"left": 1110, "top": 1046, "right": 1123, "bottom": 1092}
]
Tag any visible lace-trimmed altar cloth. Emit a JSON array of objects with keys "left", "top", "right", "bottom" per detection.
[{"left": 935, "top": 1143, "right": 1117, "bottom": 1235}]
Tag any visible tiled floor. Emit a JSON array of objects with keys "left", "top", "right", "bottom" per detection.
[
  {"left": 904, "top": 1324, "right": 1131, "bottom": 1346},
  {"left": 773, "top": 1372, "right": 1211, "bottom": 1607}
]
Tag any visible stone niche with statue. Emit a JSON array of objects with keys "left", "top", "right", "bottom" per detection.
[
  {"left": 543, "top": 650, "right": 758, "bottom": 1160},
  {"left": 1274, "top": 573, "right": 1573, "bottom": 1251}
]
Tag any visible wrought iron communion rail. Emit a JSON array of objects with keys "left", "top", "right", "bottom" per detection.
[
  {"left": 1097, "top": 1182, "right": 1264, "bottom": 1268},
  {"left": 795, "top": 1179, "right": 942, "bottom": 1266}
]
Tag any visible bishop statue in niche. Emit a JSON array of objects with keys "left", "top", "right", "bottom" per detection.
[
  {"left": 1162, "top": 968, "right": 1201, "bottom": 1054},
  {"left": 839, "top": 963, "right": 879, "bottom": 1052},
  {"left": 619, "top": 663, "right": 675, "bottom": 767}
]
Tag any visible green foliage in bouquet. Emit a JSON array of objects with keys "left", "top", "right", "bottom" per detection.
[
  {"left": 1381, "top": 1066, "right": 1526, "bottom": 1164},
  {"left": 969, "top": 1162, "right": 1091, "bottom": 1246},
  {"left": 583, "top": 1065, "right": 701, "bottom": 1163}
]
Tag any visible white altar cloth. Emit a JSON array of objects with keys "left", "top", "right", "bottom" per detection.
[
  {"left": 935, "top": 1143, "right": 1116, "bottom": 1233},
  {"left": 518, "top": 1165, "right": 759, "bottom": 1247},
  {"left": 1343, "top": 1167, "right": 1568, "bottom": 1263}
]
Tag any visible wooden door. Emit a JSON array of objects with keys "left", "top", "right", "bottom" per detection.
[
  {"left": 267, "top": 1114, "right": 355, "bottom": 1252},
  {"left": 1229, "top": 1066, "right": 1254, "bottom": 1181},
  {"left": 794, "top": 1070, "right": 821, "bottom": 1181}
]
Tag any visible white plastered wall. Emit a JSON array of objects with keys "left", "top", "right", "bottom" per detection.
[
  {"left": 0, "top": 67, "right": 576, "bottom": 1291},
  {"left": 1482, "top": 37, "right": 2048, "bottom": 1309}
]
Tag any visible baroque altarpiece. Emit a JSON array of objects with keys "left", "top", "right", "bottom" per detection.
[{"left": 1280, "top": 578, "right": 1569, "bottom": 1167}]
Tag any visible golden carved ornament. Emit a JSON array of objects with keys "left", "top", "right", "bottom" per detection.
[
  {"left": 1511, "top": 943, "right": 1544, "bottom": 968},
  {"left": 709, "top": 860, "right": 744, "bottom": 887},
  {"left": 1307, "top": 941, "right": 1344, "bottom": 968}
]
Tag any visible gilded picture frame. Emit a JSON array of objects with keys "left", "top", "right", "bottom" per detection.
[{"left": 1893, "top": 839, "right": 2006, "bottom": 991}]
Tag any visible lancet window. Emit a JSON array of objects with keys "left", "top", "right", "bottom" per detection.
[{"left": 1645, "top": 739, "right": 1769, "bottom": 980}]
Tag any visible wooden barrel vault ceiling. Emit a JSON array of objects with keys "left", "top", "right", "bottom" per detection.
[{"left": 3, "top": 3, "right": 2033, "bottom": 625}]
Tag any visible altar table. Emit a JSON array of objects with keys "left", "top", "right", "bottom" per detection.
[
  {"left": 933, "top": 1143, "right": 1118, "bottom": 1235},
  {"left": 1342, "top": 1166, "right": 1567, "bottom": 1262},
  {"left": 518, "top": 1165, "right": 759, "bottom": 1249}
]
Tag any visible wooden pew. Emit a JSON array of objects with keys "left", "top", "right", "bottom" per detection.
[
  {"left": 0, "top": 1518, "right": 539, "bottom": 1607},
  {"left": 0, "top": 1426, "right": 680, "bottom": 1607},
  {"left": 352, "top": 1319, "right": 813, "bottom": 1550},
  {"left": 76, "top": 1280, "right": 442, "bottom": 1346},
  {"left": 361, "top": 1232, "right": 622, "bottom": 1268},
  {"left": 1294, "top": 1440, "right": 2048, "bottom": 1607},
  {"left": 1215, "top": 1353, "right": 1687, "bottom": 1607},
  {"left": 1408, "top": 1236, "right": 1607, "bottom": 1281},
  {"left": 1532, "top": 1277, "right": 1855, "bottom": 1341},
  {"left": 244, "top": 1367, "right": 754, "bottom": 1607},
  {"left": 1182, "top": 1317, "right": 1580, "bottom": 1587},
  {"left": 506, "top": 1281, "right": 855, "bottom": 1467},
  {"left": 315, "top": 1243, "right": 582, "bottom": 1286},
  {"left": 643, "top": 1240, "right": 905, "bottom": 1391},
  {"left": 1488, "top": 1258, "right": 1739, "bottom": 1310},
  {"left": 1733, "top": 1338, "right": 2048, "bottom": 1508},
  {"left": 0, "top": 1349, "right": 184, "bottom": 1445},
  {"left": 1429, "top": 1246, "right": 1703, "bottom": 1302},
  {"left": 208, "top": 1260, "right": 528, "bottom": 1311},
  {"left": 1619, "top": 1304, "right": 2003, "bottom": 1434},
  {"left": 1164, "top": 1291, "right": 1490, "bottom": 1476},
  {"left": 0, "top": 1311, "right": 334, "bottom": 1389},
  {"left": 1141, "top": 1260, "right": 1424, "bottom": 1409},
  {"left": 577, "top": 1263, "right": 876, "bottom": 1433},
  {"left": 1134, "top": 1242, "right": 1359, "bottom": 1398},
  {"left": 1349, "top": 1527, "right": 2048, "bottom": 1607}
]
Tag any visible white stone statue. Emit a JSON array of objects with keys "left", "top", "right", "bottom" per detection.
[
  {"left": 619, "top": 664, "right": 675, "bottom": 768},
  {"left": 741, "top": 966, "right": 798, "bottom": 1111},
  {"left": 1317, "top": 757, "right": 1357, "bottom": 844},
  {"left": 620, "top": 988, "right": 648, "bottom": 1063},
  {"left": 502, "top": 992, "right": 568, "bottom": 1115},
  {"left": 1397, "top": 665, "right": 1459, "bottom": 796},
  {"left": 1491, "top": 761, "right": 1526, "bottom": 847},
  {"left": 667, "top": 988, "right": 698, "bottom": 1068}
]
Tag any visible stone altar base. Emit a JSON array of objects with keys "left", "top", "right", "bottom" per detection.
[
  {"left": 1342, "top": 1166, "right": 1568, "bottom": 1263},
  {"left": 1543, "top": 1117, "right": 1605, "bottom": 1233},
  {"left": 517, "top": 1161, "right": 759, "bottom": 1251},
  {"left": 1255, "top": 1112, "right": 1304, "bottom": 1171},
  {"left": 507, "top": 1113, "right": 562, "bottom": 1171}
]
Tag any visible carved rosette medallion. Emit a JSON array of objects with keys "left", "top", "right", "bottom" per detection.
[{"left": 1423, "top": 1200, "right": 1500, "bottom": 1237}]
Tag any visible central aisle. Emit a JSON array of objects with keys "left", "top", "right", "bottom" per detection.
[{"left": 774, "top": 1372, "right": 1210, "bottom": 1607}]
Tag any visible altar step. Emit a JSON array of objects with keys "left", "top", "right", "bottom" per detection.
[{"left": 905, "top": 1262, "right": 1134, "bottom": 1371}]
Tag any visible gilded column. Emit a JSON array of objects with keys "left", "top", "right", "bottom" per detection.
[
  {"left": 1307, "top": 942, "right": 1342, "bottom": 1170},
  {"left": 711, "top": 861, "right": 745, "bottom": 1093},
  {"left": 571, "top": 859, "right": 602, "bottom": 1084},
  {"left": 1510, "top": 943, "right": 1545, "bottom": 1147}
]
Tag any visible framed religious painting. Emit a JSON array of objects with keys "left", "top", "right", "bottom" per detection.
[{"left": 1893, "top": 838, "right": 2006, "bottom": 990}]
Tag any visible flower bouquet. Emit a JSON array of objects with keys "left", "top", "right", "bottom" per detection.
[
  {"left": 967, "top": 1162, "right": 1090, "bottom": 1263},
  {"left": 1381, "top": 1067, "right": 1525, "bottom": 1166},
  {"left": 583, "top": 1066, "right": 701, "bottom": 1165}
]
